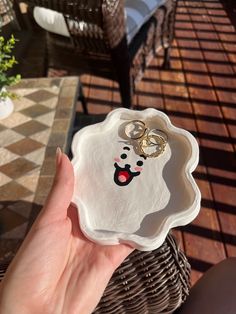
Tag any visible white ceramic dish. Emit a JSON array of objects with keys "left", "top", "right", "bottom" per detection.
[{"left": 71, "top": 108, "right": 201, "bottom": 251}]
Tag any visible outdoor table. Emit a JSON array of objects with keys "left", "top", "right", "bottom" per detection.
[{"left": 0, "top": 77, "right": 79, "bottom": 263}]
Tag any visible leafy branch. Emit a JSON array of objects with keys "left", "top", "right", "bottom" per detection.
[{"left": 0, "top": 35, "right": 21, "bottom": 100}]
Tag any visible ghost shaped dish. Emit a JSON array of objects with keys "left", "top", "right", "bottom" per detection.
[{"left": 71, "top": 108, "right": 201, "bottom": 251}]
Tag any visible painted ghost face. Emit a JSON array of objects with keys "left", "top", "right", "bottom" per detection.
[
  {"left": 113, "top": 146, "right": 146, "bottom": 186},
  {"left": 72, "top": 109, "right": 172, "bottom": 234}
]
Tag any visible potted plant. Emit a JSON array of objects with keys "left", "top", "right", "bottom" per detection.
[{"left": 0, "top": 35, "right": 21, "bottom": 119}]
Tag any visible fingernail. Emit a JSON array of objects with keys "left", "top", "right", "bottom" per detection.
[{"left": 56, "top": 147, "right": 62, "bottom": 168}]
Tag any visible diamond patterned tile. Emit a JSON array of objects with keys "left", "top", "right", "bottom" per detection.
[
  {"left": 25, "top": 147, "right": 46, "bottom": 165},
  {"left": 0, "top": 172, "right": 11, "bottom": 187},
  {"left": 6, "top": 138, "right": 43, "bottom": 156},
  {"left": 26, "top": 90, "right": 56, "bottom": 102},
  {"left": 0, "top": 112, "right": 31, "bottom": 128},
  {"left": 0, "top": 129, "right": 24, "bottom": 147},
  {"left": 0, "top": 148, "right": 18, "bottom": 167},
  {"left": 0, "top": 181, "right": 32, "bottom": 201},
  {"left": 41, "top": 97, "right": 58, "bottom": 109},
  {"left": 0, "top": 208, "right": 27, "bottom": 235},
  {"left": 36, "top": 111, "right": 55, "bottom": 127},
  {"left": 0, "top": 77, "right": 78, "bottom": 264},
  {"left": 49, "top": 78, "right": 61, "bottom": 87},
  {"left": 0, "top": 157, "right": 38, "bottom": 179},
  {"left": 16, "top": 171, "right": 40, "bottom": 193},
  {"left": 22, "top": 194, "right": 35, "bottom": 203},
  {"left": 30, "top": 129, "right": 51, "bottom": 145},
  {"left": 21, "top": 104, "right": 52, "bottom": 118},
  {"left": 13, "top": 97, "right": 35, "bottom": 112},
  {"left": 13, "top": 120, "right": 48, "bottom": 136},
  {"left": 44, "top": 86, "right": 59, "bottom": 95},
  {"left": 13, "top": 88, "right": 38, "bottom": 97}
]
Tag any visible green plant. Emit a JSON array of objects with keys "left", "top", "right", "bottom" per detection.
[{"left": 0, "top": 35, "right": 21, "bottom": 100}]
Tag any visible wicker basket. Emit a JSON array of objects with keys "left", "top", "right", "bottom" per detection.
[{"left": 94, "top": 233, "right": 190, "bottom": 314}]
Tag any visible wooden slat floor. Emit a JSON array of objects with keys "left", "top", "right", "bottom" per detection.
[{"left": 74, "top": 0, "right": 236, "bottom": 285}]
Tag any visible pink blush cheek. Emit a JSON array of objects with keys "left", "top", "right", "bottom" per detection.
[
  {"left": 114, "top": 157, "right": 121, "bottom": 162},
  {"left": 134, "top": 167, "right": 143, "bottom": 172}
]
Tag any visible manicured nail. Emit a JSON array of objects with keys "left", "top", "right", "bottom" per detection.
[{"left": 56, "top": 147, "right": 62, "bottom": 168}]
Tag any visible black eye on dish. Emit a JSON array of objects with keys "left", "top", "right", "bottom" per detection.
[
  {"left": 137, "top": 160, "right": 143, "bottom": 167},
  {"left": 120, "top": 153, "right": 127, "bottom": 159}
]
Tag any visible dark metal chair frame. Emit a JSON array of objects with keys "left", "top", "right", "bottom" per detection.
[{"left": 25, "top": 0, "right": 177, "bottom": 109}]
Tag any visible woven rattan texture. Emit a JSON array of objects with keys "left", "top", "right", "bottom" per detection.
[
  {"left": 130, "top": 9, "right": 165, "bottom": 82},
  {"left": 131, "top": 0, "right": 175, "bottom": 83},
  {"left": 27, "top": 0, "right": 103, "bottom": 24},
  {"left": 102, "top": 0, "right": 126, "bottom": 49},
  {"left": 94, "top": 234, "right": 191, "bottom": 314},
  {"left": 25, "top": 0, "right": 176, "bottom": 107},
  {"left": 45, "top": 0, "right": 174, "bottom": 77}
]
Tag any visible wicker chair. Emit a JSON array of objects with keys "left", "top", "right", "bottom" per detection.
[
  {"left": 93, "top": 233, "right": 191, "bottom": 313},
  {"left": 25, "top": 0, "right": 176, "bottom": 109},
  {"left": 0, "top": 233, "right": 190, "bottom": 313}
]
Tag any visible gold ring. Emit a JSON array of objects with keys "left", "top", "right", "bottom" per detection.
[
  {"left": 124, "top": 120, "right": 147, "bottom": 140},
  {"left": 138, "top": 134, "right": 167, "bottom": 158},
  {"left": 148, "top": 129, "right": 168, "bottom": 144}
]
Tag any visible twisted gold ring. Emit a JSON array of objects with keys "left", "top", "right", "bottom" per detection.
[
  {"left": 125, "top": 120, "right": 168, "bottom": 158},
  {"left": 138, "top": 133, "right": 167, "bottom": 158}
]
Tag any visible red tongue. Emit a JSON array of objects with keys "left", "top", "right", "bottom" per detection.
[{"left": 118, "top": 171, "right": 130, "bottom": 183}]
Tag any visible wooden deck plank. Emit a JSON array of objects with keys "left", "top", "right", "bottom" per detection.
[
  {"left": 170, "top": 1, "right": 228, "bottom": 283},
  {"left": 137, "top": 57, "right": 165, "bottom": 110},
  {"left": 111, "top": 81, "right": 123, "bottom": 109},
  {"left": 152, "top": 47, "right": 185, "bottom": 254},
  {"left": 87, "top": 76, "right": 113, "bottom": 114},
  {"left": 192, "top": 0, "right": 236, "bottom": 210},
  {"left": 78, "top": 74, "right": 91, "bottom": 113},
  {"left": 80, "top": 74, "right": 91, "bottom": 99},
  {"left": 199, "top": 0, "right": 236, "bottom": 149},
  {"left": 183, "top": 0, "right": 236, "bottom": 258}
]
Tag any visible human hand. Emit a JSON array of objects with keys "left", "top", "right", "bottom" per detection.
[{"left": 0, "top": 149, "right": 133, "bottom": 314}]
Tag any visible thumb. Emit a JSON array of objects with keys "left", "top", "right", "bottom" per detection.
[{"left": 37, "top": 148, "right": 75, "bottom": 226}]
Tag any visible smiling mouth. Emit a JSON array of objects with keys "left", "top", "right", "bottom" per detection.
[{"left": 114, "top": 163, "right": 140, "bottom": 186}]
